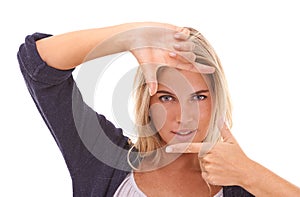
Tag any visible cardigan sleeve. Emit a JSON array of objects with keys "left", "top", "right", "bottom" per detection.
[
  {"left": 17, "top": 33, "right": 131, "bottom": 196},
  {"left": 223, "top": 186, "right": 255, "bottom": 196}
]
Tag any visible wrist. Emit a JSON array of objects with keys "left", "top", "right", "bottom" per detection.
[
  {"left": 116, "top": 22, "right": 178, "bottom": 51},
  {"left": 239, "top": 158, "right": 262, "bottom": 192}
]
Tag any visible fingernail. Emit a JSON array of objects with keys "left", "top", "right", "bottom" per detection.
[
  {"left": 169, "top": 52, "right": 176, "bottom": 57},
  {"left": 174, "top": 33, "right": 181, "bottom": 39},
  {"left": 149, "top": 88, "right": 153, "bottom": 96},
  {"left": 207, "top": 67, "right": 216, "bottom": 73},
  {"left": 173, "top": 44, "right": 180, "bottom": 49},
  {"left": 165, "top": 146, "right": 173, "bottom": 153}
]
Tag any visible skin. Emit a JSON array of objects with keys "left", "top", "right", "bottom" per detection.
[
  {"left": 149, "top": 67, "right": 211, "bottom": 145},
  {"left": 35, "top": 22, "right": 300, "bottom": 196},
  {"left": 134, "top": 67, "right": 221, "bottom": 196},
  {"left": 167, "top": 123, "right": 300, "bottom": 196},
  {"left": 36, "top": 22, "right": 214, "bottom": 96}
]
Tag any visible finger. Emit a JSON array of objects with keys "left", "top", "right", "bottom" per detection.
[
  {"left": 148, "top": 82, "right": 157, "bottom": 96},
  {"left": 180, "top": 27, "right": 190, "bottom": 37},
  {"left": 220, "top": 123, "right": 236, "bottom": 143},
  {"left": 165, "top": 142, "right": 201, "bottom": 153},
  {"left": 165, "top": 142, "right": 214, "bottom": 155},
  {"left": 173, "top": 42, "right": 196, "bottom": 52},
  {"left": 192, "top": 62, "right": 216, "bottom": 74},
  {"left": 199, "top": 160, "right": 207, "bottom": 175},
  {"left": 140, "top": 63, "right": 158, "bottom": 96},
  {"left": 201, "top": 171, "right": 216, "bottom": 186},
  {"left": 169, "top": 62, "right": 195, "bottom": 72},
  {"left": 174, "top": 28, "right": 190, "bottom": 40},
  {"left": 198, "top": 143, "right": 215, "bottom": 158},
  {"left": 169, "top": 52, "right": 215, "bottom": 74},
  {"left": 175, "top": 51, "right": 197, "bottom": 62},
  {"left": 172, "top": 62, "right": 215, "bottom": 74}
]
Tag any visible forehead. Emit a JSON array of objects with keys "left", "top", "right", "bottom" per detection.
[{"left": 157, "top": 67, "right": 208, "bottom": 93}]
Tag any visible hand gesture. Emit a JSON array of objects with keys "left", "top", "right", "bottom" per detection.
[
  {"left": 165, "top": 124, "right": 251, "bottom": 186},
  {"left": 128, "top": 25, "right": 215, "bottom": 95}
]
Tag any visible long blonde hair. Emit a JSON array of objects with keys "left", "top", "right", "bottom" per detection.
[{"left": 128, "top": 27, "right": 233, "bottom": 168}]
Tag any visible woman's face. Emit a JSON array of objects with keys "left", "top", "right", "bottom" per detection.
[{"left": 149, "top": 67, "right": 212, "bottom": 145}]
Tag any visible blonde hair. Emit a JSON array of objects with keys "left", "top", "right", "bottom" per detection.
[{"left": 127, "top": 27, "right": 233, "bottom": 169}]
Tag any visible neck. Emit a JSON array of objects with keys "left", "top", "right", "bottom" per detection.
[
  {"left": 163, "top": 153, "right": 201, "bottom": 172},
  {"left": 138, "top": 151, "right": 201, "bottom": 173}
]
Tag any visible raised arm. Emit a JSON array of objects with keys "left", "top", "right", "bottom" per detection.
[
  {"left": 36, "top": 22, "right": 215, "bottom": 95},
  {"left": 35, "top": 22, "right": 174, "bottom": 70}
]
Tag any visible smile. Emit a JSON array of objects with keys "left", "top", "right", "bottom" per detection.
[{"left": 172, "top": 129, "right": 197, "bottom": 136}]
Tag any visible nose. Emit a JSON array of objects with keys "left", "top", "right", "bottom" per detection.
[{"left": 175, "top": 101, "right": 199, "bottom": 125}]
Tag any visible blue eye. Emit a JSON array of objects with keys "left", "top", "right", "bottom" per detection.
[
  {"left": 191, "top": 95, "right": 207, "bottom": 101},
  {"left": 159, "top": 95, "right": 175, "bottom": 102}
]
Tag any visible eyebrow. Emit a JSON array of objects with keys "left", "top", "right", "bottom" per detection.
[
  {"left": 191, "top": 90, "right": 210, "bottom": 95},
  {"left": 156, "top": 89, "right": 209, "bottom": 95}
]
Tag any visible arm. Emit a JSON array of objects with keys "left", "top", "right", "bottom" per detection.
[
  {"left": 218, "top": 125, "right": 300, "bottom": 196},
  {"left": 242, "top": 158, "right": 300, "bottom": 196},
  {"left": 36, "top": 22, "right": 214, "bottom": 95},
  {"left": 166, "top": 125, "right": 300, "bottom": 196},
  {"left": 18, "top": 32, "right": 135, "bottom": 196},
  {"left": 36, "top": 22, "right": 178, "bottom": 70},
  {"left": 18, "top": 23, "right": 203, "bottom": 195}
]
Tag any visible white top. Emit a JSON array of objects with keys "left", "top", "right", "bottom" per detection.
[{"left": 113, "top": 172, "right": 223, "bottom": 197}]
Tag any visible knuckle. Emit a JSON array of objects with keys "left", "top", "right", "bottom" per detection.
[
  {"left": 203, "top": 154, "right": 213, "bottom": 162},
  {"left": 202, "top": 172, "right": 215, "bottom": 184},
  {"left": 181, "top": 42, "right": 195, "bottom": 51},
  {"left": 188, "top": 42, "right": 196, "bottom": 51},
  {"left": 189, "top": 53, "right": 196, "bottom": 61},
  {"left": 181, "top": 52, "right": 196, "bottom": 61},
  {"left": 200, "top": 156, "right": 209, "bottom": 163}
]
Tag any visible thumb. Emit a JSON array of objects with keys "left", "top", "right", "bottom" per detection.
[
  {"left": 220, "top": 123, "right": 236, "bottom": 143},
  {"left": 147, "top": 81, "right": 157, "bottom": 96},
  {"left": 140, "top": 63, "right": 159, "bottom": 96}
]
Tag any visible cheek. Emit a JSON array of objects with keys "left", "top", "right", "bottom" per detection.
[
  {"left": 198, "top": 102, "right": 212, "bottom": 131},
  {"left": 199, "top": 104, "right": 211, "bottom": 122},
  {"left": 149, "top": 103, "right": 167, "bottom": 131},
  {"left": 190, "top": 104, "right": 211, "bottom": 142}
]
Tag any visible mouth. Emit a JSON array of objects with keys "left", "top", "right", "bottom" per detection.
[{"left": 171, "top": 129, "right": 197, "bottom": 136}]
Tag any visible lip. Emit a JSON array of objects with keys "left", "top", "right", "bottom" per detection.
[
  {"left": 171, "top": 129, "right": 197, "bottom": 136},
  {"left": 171, "top": 129, "right": 197, "bottom": 142}
]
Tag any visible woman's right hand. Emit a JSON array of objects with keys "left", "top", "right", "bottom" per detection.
[
  {"left": 36, "top": 22, "right": 214, "bottom": 89},
  {"left": 127, "top": 25, "right": 215, "bottom": 95}
]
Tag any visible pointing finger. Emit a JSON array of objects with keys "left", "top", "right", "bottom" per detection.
[
  {"left": 165, "top": 142, "right": 201, "bottom": 153},
  {"left": 165, "top": 142, "right": 215, "bottom": 157}
]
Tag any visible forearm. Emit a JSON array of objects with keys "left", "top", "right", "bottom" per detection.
[
  {"left": 36, "top": 22, "right": 176, "bottom": 70},
  {"left": 36, "top": 25, "right": 125, "bottom": 70},
  {"left": 241, "top": 159, "right": 300, "bottom": 196}
]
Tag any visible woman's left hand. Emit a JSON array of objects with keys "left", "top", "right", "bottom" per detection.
[
  {"left": 165, "top": 124, "right": 254, "bottom": 187},
  {"left": 199, "top": 124, "right": 253, "bottom": 186}
]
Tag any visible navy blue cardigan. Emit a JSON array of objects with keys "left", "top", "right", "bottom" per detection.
[{"left": 18, "top": 33, "right": 254, "bottom": 197}]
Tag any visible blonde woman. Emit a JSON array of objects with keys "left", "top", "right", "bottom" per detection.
[{"left": 18, "top": 22, "right": 299, "bottom": 196}]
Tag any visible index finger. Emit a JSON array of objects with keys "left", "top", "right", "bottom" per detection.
[
  {"left": 168, "top": 52, "right": 215, "bottom": 74},
  {"left": 174, "top": 27, "right": 190, "bottom": 40},
  {"left": 165, "top": 142, "right": 215, "bottom": 157}
]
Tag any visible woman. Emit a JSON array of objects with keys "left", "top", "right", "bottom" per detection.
[{"left": 18, "top": 22, "right": 299, "bottom": 196}]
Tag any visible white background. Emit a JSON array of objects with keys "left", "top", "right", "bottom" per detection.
[{"left": 1, "top": 0, "right": 300, "bottom": 196}]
